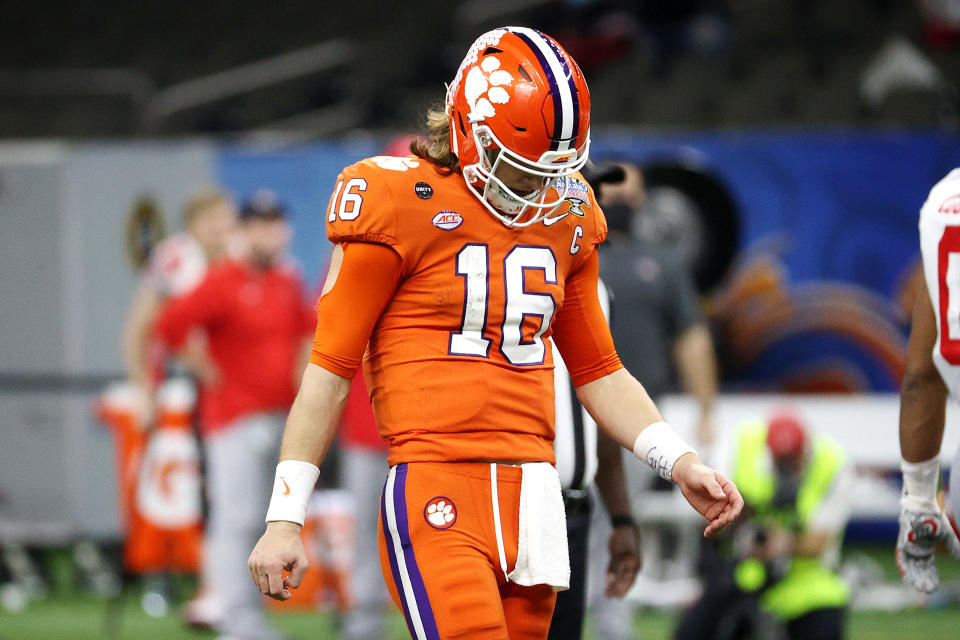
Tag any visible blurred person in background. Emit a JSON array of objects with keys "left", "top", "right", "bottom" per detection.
[
  {"left": 154, "top": 190, "right": 316, "bottom": 640},
  {"left": 596, "top": 162, "right": 717, "bottom": 450},
  {"left": 121, "top": 190, "right": 237, "bottom": 402},
  {"left": 897, "top": 167, "right": 960, "bottom": 593},
  {"left": 338, "top": 371, "right": 391, "bottom": 640},
  {"left": 548, "top": 278, "right": 641, "bottom": 640},
  {"left": 587, "top": 161, "right": 719, "bottom": 638},
  {"left": 118, "top": 190, "right": 237, "bottom": 619},
  {"left": 675, "top": 410, "right": 851, "bottom": 640}
]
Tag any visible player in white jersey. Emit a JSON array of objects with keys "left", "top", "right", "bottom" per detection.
[
  {"left": 121, "top": 190, "right": 237, "bottom": 397},
  {"left": 897, "top": 168, "right": 960, "bottom": 592}
]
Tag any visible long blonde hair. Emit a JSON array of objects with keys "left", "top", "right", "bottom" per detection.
[{"left": 410, "top": 105, "right": 460, "bottom": 174}]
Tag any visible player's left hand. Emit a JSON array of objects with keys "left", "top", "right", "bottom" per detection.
[
  {"left": 673, "top": 453, "right": 744, "bottom": 537},
  {"left": 606, "top": 523, "right": 640, "bottom": 597},
  {"left": 896, "top": 499, "right": 960, "bottom": 593}
]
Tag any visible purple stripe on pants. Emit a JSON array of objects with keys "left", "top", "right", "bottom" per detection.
[
  {"left": 384, "top": 464, "right": 441, "bottom": 640},
  {"left": 380, "top": 473, "right": 414, "bottom": 635}
]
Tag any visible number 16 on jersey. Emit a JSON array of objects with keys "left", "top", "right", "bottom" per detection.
[{"left": 449, "top": 244, "right": 558, "bottom": 367}]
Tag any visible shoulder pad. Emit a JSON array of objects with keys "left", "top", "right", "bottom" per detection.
[
  {"left": 326, "top": 159, "right": 405, "bottom": 258},
  {"left": 148, "top": 233, "right": 206, "bottom": 296}
]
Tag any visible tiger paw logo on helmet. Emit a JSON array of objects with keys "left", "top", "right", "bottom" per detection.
[
  {"left": 464, "top": 57, "right": 515, "bottom": 120},
  {"left": 424, "top": 496, "right": 457, "bottom": 530}
]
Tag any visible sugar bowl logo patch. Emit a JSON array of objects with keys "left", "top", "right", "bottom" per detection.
[
  {"left": 424, "top": 496, "right": 457, "bottom": 529},
  {"left": 553, "top": 176, "right": 590, "bottom": 217},
  {"left": 432, "top": 210, "right": 463, "bottom": 230}
]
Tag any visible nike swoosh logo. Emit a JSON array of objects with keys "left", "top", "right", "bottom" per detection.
[
  {"left": 542, "top": 211, "right": 571, "bottom": 226},
  {"left": 281, "top": 478, "right": 291, "bottom": 496}
]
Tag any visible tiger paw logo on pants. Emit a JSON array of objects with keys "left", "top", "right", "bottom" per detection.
[{"left": 424, "top": 496, "right": 457, "bottom": 530}]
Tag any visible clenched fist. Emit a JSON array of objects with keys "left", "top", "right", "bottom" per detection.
[{"left": 248, "top": 521, "right": 309, "bottom": 600}]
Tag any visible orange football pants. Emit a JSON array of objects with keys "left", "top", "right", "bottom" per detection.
[{"left": 378, "top": 462, "right": 557, "bottom": 640}]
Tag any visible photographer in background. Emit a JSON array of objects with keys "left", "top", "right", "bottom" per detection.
[{"left": 675, "top": 410, "right": 851, "bottom": 640}]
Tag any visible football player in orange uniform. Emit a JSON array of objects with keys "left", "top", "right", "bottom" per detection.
[{"left": 249, "top": 27, "right": 743, "bottom": 640}]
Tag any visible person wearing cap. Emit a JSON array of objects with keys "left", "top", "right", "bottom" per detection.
[
  {"left": 154, "top": 190, "right": 316, "bottom": 640},
  {"left": 584, "top": 161, "right": 719, "bottom": 637},
  {"left": 674, "top": 410, "right": 852, "bottom": 640}
]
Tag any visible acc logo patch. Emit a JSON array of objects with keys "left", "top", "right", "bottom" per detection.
[
  {"left": 432, "top": 210, "right": 463, "bottom": 230},
  {"left": 553, "top": 176, "right": 590, "bottom": 217},
  {"left": 424, "top": 496, "right": 457, "bottom": 530}
]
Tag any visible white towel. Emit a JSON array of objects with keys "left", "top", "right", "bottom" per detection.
[{"left": 507, "top": 462, "right": 570, "bottom": 591}]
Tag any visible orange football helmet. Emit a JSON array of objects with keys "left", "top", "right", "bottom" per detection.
[{"left": 446, "top": 26, "right": 591, "bottom": 227}]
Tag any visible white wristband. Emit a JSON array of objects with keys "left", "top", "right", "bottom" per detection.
[
  {"left": 265, "top": 459, "right": 321, "bottom": 526},
  {"left": 633, "top": 421, "right": 697, "bottom": 482},
  {"left": 900, "top": 456, "right": 940, "bottom": 510}
]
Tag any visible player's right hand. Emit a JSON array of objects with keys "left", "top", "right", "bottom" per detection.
[
  {"left": 248, "top": 521, "right": 308, "bottom": 601},
  {"left": 896, "top": 499, "right": 960, "bottom": 593}
]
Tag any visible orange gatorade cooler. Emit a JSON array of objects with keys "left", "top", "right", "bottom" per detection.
[{"left": 97, "top": 379, "right": 203, "bottom": 574}]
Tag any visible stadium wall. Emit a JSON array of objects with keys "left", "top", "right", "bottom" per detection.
[{"left": 1, "top": 130, "right": 958, "bottom": 541}]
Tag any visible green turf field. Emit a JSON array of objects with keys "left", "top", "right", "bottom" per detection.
[
  {"left": 3, "top": 597, "right": 960, "bottom": 640},
  {"left": 2, "top": 545, "right": 959, "bottom": 639}
]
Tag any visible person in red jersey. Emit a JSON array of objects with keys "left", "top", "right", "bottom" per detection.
[
  {"left": 249, "top": 27, "right": 743, "bottom": 640},
  {"left": 156, "top": 190, "right": 315, "bottom": 640}
]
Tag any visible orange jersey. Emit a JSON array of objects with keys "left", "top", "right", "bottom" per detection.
[{"left": 312, "top": 155, "right": 621, "bottom": 465}]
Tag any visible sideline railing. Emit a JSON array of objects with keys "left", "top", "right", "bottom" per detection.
[
  {"left": 143, "top": 38, "right": 356, "bottom": 132},
  {"left": 0, "top": 38, "right": 357, "bottom": 136}
]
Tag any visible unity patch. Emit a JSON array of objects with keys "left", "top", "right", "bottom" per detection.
[{"left": 415, "top": 182, "right": 434, "bottom": 199}]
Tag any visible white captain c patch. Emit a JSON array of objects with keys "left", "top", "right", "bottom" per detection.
[{"left": 570, "top": 225, "right": 583, "bottom": 254}]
